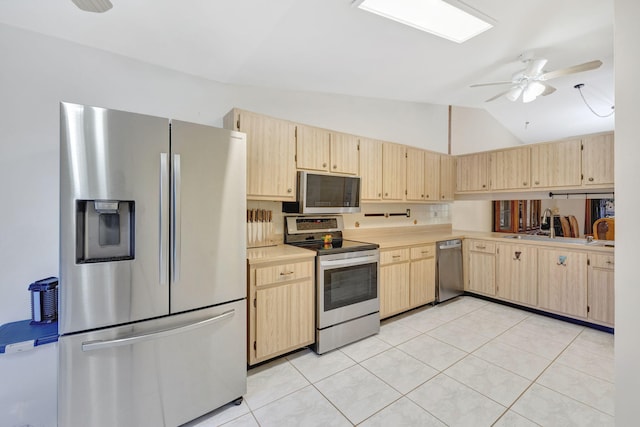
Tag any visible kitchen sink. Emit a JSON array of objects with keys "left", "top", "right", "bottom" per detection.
[{"left": 502, "top": 234, "right": 614, "bottom": 247}]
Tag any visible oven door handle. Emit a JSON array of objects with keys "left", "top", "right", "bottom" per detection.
[{"left": 320, "top": 254, "right": 378, "bottom": 268}]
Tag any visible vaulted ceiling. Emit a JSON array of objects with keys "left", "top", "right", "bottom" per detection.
[{"left": 0, "top": 0, "right": 614, "bottom": 143}]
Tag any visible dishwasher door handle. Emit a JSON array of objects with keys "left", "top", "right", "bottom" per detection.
[{"left": 439, "top": 243, "right": 462, "bottom": 250}]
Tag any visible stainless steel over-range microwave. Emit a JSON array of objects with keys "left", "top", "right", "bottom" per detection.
[{"left": 283, "top": 171, "right": 361, "bottom": 214}]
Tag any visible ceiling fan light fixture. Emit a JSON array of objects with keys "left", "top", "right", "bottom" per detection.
[
  {"left": 506, "top": 86, "right": 523, "bottom": 102},
  {"left": 522, "top": 81, "right": 546, "bottom": 103},
  {"left": 71, "top": 0, "right": 113, "bottom": 13},
  {"left": 353, "top": 0, "right": 494, "bottom": 43}
]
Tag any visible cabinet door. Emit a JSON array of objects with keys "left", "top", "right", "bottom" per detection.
[
  {"left": 531, "top": 139, "right": 582, "bottom": 188},
  {"left": 232, "top": 111, "right": 297, "bottom": 201},
  {"left": 456, "top": 153, "right": 489, "bottom": 192},
  {"left": 496, "top": 244, "right": 538, "bottom": 305},
  {"left": 587, "top": 253, "right": 615, "bottom": 325},
  {"left": 490, "top": 147, "right": 530, "bottom": 190},
  {"left": 538, "top": 248, "right": 588, "bottom": 317},
  {"left": 359, "top": 138, "right": 383, "bottom": 201},
  {"left": 439, "top": 155, "right": 456, "bottom": 201},
  {"left": 330, "top": 132, "right": 359, "bottom": 175},
  {"left": 582, "top": 133, "right": 614, "bottom": 186},
  {"left": 382, "top": 143, "right": 407, "bottom": 201},
  {"left": 255, "top": 279, "right": 314, "bottom": 360},
  {"left": 424, "top": 151, "right": 440, "bottom": 201},
  {"left": 296, "top": 124, "right": 330, "bottom": 172},
  {"left": 406, "top": 147, "right": 426, "bottom": 201},
  {"left": 410, "top": 257, "right": 436, "bottom": 307},
  {"left": 468, "top": 250, "right": 496, "bottom": 296},
  {"left": 380, "top": 262, "right": 410, "bottom": 318}
]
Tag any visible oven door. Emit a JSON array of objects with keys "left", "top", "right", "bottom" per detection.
[{"left": 317, "top": 249, "right": 379, "bottom": 329}]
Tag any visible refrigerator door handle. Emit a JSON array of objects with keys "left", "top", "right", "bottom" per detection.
[
  {"left": 160, "top": 153, "right": 169, "bottom": 286},
  {"left": 81, "top": 309, "right": 236, "bottom": 352},
  {"left": 172, "top": 153, "right": 182, "bottom": 285}
]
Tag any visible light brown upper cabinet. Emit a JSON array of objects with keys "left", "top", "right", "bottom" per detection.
[
  {"left": 530, "top": 139, "right": 582, "bottom": 188},
  {"left": 439, "top": 155, "right": 456, "bottom": 201},
  {"left": 359, "top": 137, "right": 383, "bottom": 201},
  {"left": 424, "top": 151, "right": 440, "bottom": 201},
  {"left": 406, "top": 147, "right": 426, "bottom": 201},
  {"left": 295, "top": 124, "right": 331, "bottom": 172},
  {"left": 382, "top": 142, "right": 407, "bottom": 201},
  {"left": 490, "top": 146, "right": 530, "bottom": 190},
  {"left": 582, "top": 133, "right": 614, "bottom": 186},
  {"left": 330, "top": 132, "right": 359, "bottom": 175},
  {"left": 456, "top": 152, "right": 489, "bottom": 192},
  {"left": 224, "top": 109, "right": 297, "bottom": 201}
]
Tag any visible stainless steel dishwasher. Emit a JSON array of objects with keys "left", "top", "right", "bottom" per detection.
[{"left": 436, "top": 239, "right": 464, "bottom": 302}]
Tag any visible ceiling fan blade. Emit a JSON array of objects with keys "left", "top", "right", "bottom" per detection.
[
  {"left": 539, "top": 60, "right": 603, "bottom": 81},
  {"left": 470, "top": 81, "right": 513, "bottom": 88},
  {"left": 541, "top": 84, "right": 556, "bottom": 96},
  {"left": 524, "top": 58, "right": 548, "bottom": 77},
  {"left": 484, "top": 90, "right": 511, "bottom": 102}
]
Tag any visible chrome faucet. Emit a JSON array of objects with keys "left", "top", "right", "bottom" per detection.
[{"left": 541, "top": 208, "right": 555, "bottom": 238}]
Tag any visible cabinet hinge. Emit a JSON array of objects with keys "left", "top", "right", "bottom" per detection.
[
  {"left": 587, "top": 305, "right": 590, "bottom": 313},
  {"left": 253, "top": 298, "right": 257, "bottom": 308},
  {"left": 581, "top": 173, "right": 584, "bottom": 180},
  {"left": 405, "top": 152, "right": 408, "bottom": 158},
  {"left": 497, "top": 248, "right": 500, "bottom": 254},
  {"left": 405, "top": 189, "right": 408, "bottom": 195},
  {"left": 253, "top": 341, "right": 257, "bottom": 350},
  {"left": 236, "top": 118, "right": 240, "bottom": 130},
  {"left": 581, "top": 143, "right": 584, "bottom": 151},
  {"left": 295, "top": 154, "right": 297, "bottom": 162},
  {"left": 295, "top": 127, "right": 298, "bottom": 138},
  {"left": 587, "top": 258, "right": 590, "bottom": 266}
]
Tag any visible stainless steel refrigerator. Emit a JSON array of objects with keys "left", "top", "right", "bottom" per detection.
[{"left": 58, "top": 102, "right": 247, "bottom": 427}]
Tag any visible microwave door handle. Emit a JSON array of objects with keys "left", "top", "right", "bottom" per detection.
[
  {"left": 171, "top": 154, "right": 181, "bottom": 285},
  {"left": 81, "top": 310, "right": 236, "bottom": 352},
  {"left": 159, "top": 153, "right": 169, "bottom": 286},
  {"left": 320, "top": 254, "right": 378, "bottom": 268}
]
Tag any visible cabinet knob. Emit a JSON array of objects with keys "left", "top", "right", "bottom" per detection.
[
  {"left": 441, "top": 195, "right": 445, "bottom": 199},
  {"left": 287, "top": 188, "right": 292, "bottom": 193},
  {"left": 333, "top": 165, "right": 337, "bottom": 169},
  {"left": 421, "top": 194, "right": 424, "bottom": 198},
  {"left": 385, "top": 192, "right": 388, "bottom": 196},
  {"left": 426, "top": 195, "right": 430, "bottom": 198},
  {"left": 523, "top": 182, "right": 527, "bottom": 186},
  {"left": 378, "top": 193, "right": 381, "bottom": 197},
  {"left": 322, "top": 163, "right": 327, "bottom": 168},
  {"left": 482, "top": 184, "right": 486, "bottom": 188},
  {"left": 588, "top": 177, "right": 594, "bottom": 182},
  {"left": 534, "top": 181, "right": 540, "bottom": 185}
]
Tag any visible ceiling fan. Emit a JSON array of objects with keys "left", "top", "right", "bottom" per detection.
[{"left": 471, "top": 53, "right": 603, "bottom": 103}]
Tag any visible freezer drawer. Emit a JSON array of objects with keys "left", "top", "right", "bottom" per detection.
[{"left": 58, "top": 300, "right": 246, "bottom": 427}]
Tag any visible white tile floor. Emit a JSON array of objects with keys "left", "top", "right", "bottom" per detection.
[{"left": 185, "top": 296, "right": 615, "bottom": 426}]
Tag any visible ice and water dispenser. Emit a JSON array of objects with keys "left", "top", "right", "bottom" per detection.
[{"left": 75, "top": 200, "right": 135, "bottom": 263}]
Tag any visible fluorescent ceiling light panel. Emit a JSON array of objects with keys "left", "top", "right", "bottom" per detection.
[{"left": 354, "top": 0, "right": 494, "bottom": 43}]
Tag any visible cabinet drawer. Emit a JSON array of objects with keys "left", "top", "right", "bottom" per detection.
[
  {"left": 380, "top": 248, "right": 410, "bottom": 265},
  {"left": 411, "top": 244, "right": 436, "bottom": 260},
  {"left": 468, "top": 240, "right": 496, "bottom": 253},
  {"left": 255, "top": 261, "right": 313, "bottom": 287},
  {"left": 590, "top": 253, "right": 615, "bottom": 269}
]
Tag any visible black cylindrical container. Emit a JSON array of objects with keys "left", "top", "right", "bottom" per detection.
[{"left": 28, "top": 277, "right": 58, "bottom": 324}]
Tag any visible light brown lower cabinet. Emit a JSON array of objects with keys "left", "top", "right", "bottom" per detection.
[
  {"left": 466, "top": 240, "right": 496, "bottom": 296},
  {"left": 409, "top": 245, "right": 436, "bottom": 308},
  {"left": 380, "top": 248, "right": 410, "bottom": 319},
  {"left": 537, "top": 248, "right": 588, "bottom": 318},
  {"left": 496, "top": 243, "right": 538, "bottom": 306},
  {"left": 248, "top": 258, "right": 315, "bottom": 365},
  {"left": 380, "top": 245, "right": 436, "bottom": 319},
  {"left": 587, "top": 253, "right": 615, "bottom": 325}
]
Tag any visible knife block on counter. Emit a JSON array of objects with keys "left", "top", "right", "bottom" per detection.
[{"left": 247, "top": 209, "right": 278, "bottom": 248}]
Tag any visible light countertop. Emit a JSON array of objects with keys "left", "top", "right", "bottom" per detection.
[{"left": 247, "top": 244, "right": 315, "bottom": 265}]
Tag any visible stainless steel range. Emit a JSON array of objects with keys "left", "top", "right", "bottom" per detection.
[{"left": 285, "top": 216, "right": 380, "bottom": 354}]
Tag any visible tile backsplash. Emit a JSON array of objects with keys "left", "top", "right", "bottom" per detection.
[{"left": 246, "top": 200, "right": 452, "bottom": 245}]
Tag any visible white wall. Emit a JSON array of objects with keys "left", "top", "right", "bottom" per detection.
[
  {"left": 450, "top": 106, "right": 523, "bottom": 155},
  {"left": 449, "top": 106, "right": 523, "bottom": 231},
  {"left": 614, "top": 0, "right": 640, "bottom": 423},
  {"left": 0, "top": 23, "right": 449, "bottom": 326}
]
